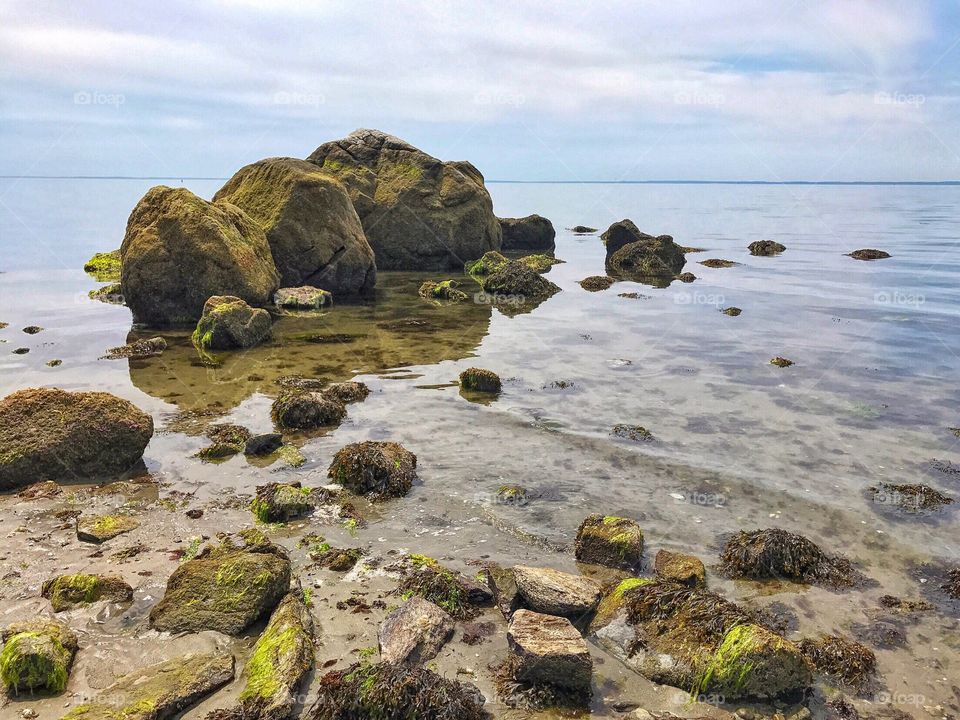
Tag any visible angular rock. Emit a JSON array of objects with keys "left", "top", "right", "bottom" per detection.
[
  {"left": 121, "top": 186, "right": 279, "bottom": 325},
  {"left": 481, "top": 260, "right": 560, "bottom": 301},
  {"left": 513, "top": 565, "right": 601, "bottom": 618},
  {"left": 378, "top": 596, "right": 454, "bottom": 666},
  {"left": 61, "top": 652, "right": 235, "bottom": 720},
  {"left": 699, "top": 624, "right": 811, "bottom": 699},
  {"left": 307, "top": 129, "right": 501, "bottom": 271},
  {"left": 483, "top": 564, "right": 522, "bottom": 619},
  {"left": 0, "top": 388, "right": 153, "bottom": 490},
  {"left": 507, "top": 609, "right": 592, "bottom": 692},
  {"left": 274, "top": 285, "right": 333, "bottom": 310},
  {"left": 77, "top": 515, "right": 139, "bottom": 544},
  {"left": 574, "top": 514, "right": 644, "bottom": 569},
  {"left": 654, "top": 550, "right": 706, "bottom": 587},
  {"left": 459, "top": 367, "right": 501, "bottom": 393},
  {"left": 251, "top": 482, "right": 326, "bottom": 523},
  {"left": 149, "top": 532, "right": 291, "bottom": 635},
  {"left": 244, "top": 433, "right": 284, "bottom": 457},
  {"left": 499, "top": 214, "right": 556, "bottom": 252},
  {"left": 214, "top": 157, "right": 376, "bottom": 294},
  {"left": 271, "top": 390, "right": 345, "bottom": 430},
  {"left": 748, "top": 240, "right": 786, "bottom": 256},
  {"left": 42, "top": 573, "right": 133, "bottom": 611},
  {"left": 328, "top": 441, "right": 417, "bottom": 499},
  {"left": 0, "top": 618, "right": 78, "bottom": 695},
  {"left": 192, "top": 296, "right": 272, "bottom": 352}
]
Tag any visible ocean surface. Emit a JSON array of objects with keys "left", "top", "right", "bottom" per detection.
[{"left": 1, "top": 178, "right": 959, "bottom": 714}]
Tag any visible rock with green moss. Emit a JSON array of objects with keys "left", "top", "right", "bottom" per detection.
[
  {"left": 42, "top": 573, "right": 133, "bottom": 611},
  {"left": 251, "top": 482, "right": 327, "bottom": 523},
  {"left": 121, "top": 185, "right": 279, "bottom": 325},
  {"left": 77, "top": 514, "right": 140, "bottom": 544},
  {"left": 654, "top": 550, "right": 706, "bottom": 587},
  {"left": 324, "top": 381, "right": 370, "bottom": 404},
  {"left": 419, "top": 279, "right": 468, "bottom": 302},
  {"left": 770, "top": 356, "right": 794, "bottom": 368},
  {"left": 192, "top": 296, "right": 272, "bottom": 352},
  {"left": 88, "top": 282, "right": 124, "bottom": 304},
  {"left": 0, "top": 387, "right": 153, "bottom": 490},
  {"left": 505, "top": 609, "right": 592, "bottom": 705},
  {"left": 465, "top": 250, "right": 508, "bottom": 278},
  {"left": 579, "top": 275, "right": 615, "bottom": 292},
  {"left": 101, "top": 336, "right": 167, "bottom": 360},
  {"left": 513, "top": 565, "right": 601, "bottom": 618},
  {"left": 274, "top": 285, "right": 333, "bottom": 310},
  {"left": 574, "top": 514, "right": 644, "bottom": 569},
  {"left": 149, "top": 533, "right": 291, "bottom": 635},
  {"left": 60, "top": 652, "right": 234, "bottom": 720},
  {"left": 518, "top": 254, "right": 563, "bottom": 273},
  {"left": 328, "top": 441, "right": 417, "bottom": 499},
  {"left": 847, "top": 248, "right": 890, "bottom": 261},
  {"left": 395, "top": 555, "right": 489, "bottom": 619},
  {"left": 499, "top": 215, "right": 556, "bottom": 253},
  {"left": 214, "top": 157, "right": 376, "bottom": 294},
  {"left": 459, "top": 367, "right": 501, "bottom": 393},
  {"left": 0, "top": 618, "right": 78, "bottom": 695},
  {"left": 84, "top": 250, "right": 122, "bottom": 281},
  {"left": 307, "top": 129, "right": 501, "bottom": 271},
  {"left": 589, "top": 577, "right": 653, "bottom": 631},
  {"left": 481, "top": 260, "right": 561, "bottom": 302},
  {"left": 748, "top": 240, "right": 786, "bottom": 256},
  {"left": 605, "top": 232, "right": 687, "bottom": 286},
  {"left": 378, "top": 596, "right": 454, "bottom": 666},
  {"left": 271, "top": 390, "right": 346, "bottom": 430}
]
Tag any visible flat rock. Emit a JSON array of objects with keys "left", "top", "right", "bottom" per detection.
[
  {"left": 274, "top": 285, "right": 333, "bottom": 310},
  {"left": 77, "top": 515, "right": 139, "bottom": 544},
  {"left": 513, "top": 565, "right": 601, "bottom": 618},
  {"left": 42, "top": 573, "right": 133, "bottom": 611},
  {"left": 507, "top": 609, "right": 592, "bottom": 691},
  {"left": 378, "top": 596, "right": 454, "bottom": 666}
]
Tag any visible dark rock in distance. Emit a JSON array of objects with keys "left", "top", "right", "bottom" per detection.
[{"left": 499, "top": 214, "right": 556, "bottom": 253}]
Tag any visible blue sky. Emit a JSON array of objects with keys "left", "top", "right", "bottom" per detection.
[{"left": 2, "top": 0, "right": 960, "bottom": 180}]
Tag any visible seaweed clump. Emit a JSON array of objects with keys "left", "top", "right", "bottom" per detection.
[
  {"left": 799, "top": 634, "right": 877, "bottom": 691},
  {"left": 870, "top": 482, "right": 954, "bottom": 512},
  {"left": 395, "top": 555, "right": 479, "bottom": 619}
]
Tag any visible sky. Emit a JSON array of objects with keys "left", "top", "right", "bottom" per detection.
[{"left": 2, "top": 0, "right": 960, "bottom": 181}]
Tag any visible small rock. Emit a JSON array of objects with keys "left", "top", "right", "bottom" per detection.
[
  {"left": 251, "top": 482, "right": 326, "bottom": 523},
  {"left": 419, "top": 279, "right": 468, "bottom": 302},
  {"left": 83, "top": 250, "right": 121, "bottom": 281},
  {"left": 12, "top": 347, "right": 29, "bottom": 354},
  {"left": 22, "top": 326, "right": 43, "bottom": 334},
  {"left": 579, "top": 275, "right": 615, "bottom": 292},
  {"left": 274, "top": 285, "right": 332, "bottom": 310},
  {"left": 46, "top": 359, "right": 62, "bottom": 367},
  {"left": 42, "top": 573, "right": 133, "bottom": 611},
  {"left": 699, "top": 258, "right": 737, "bottom": 268},
  {"left": 574, "top": 514, "right": 644, "bottom": 570},
  {"left": 328, "top": 441, "right": 417, "bottom": 499},
  {"left": 722, "top": 307, "right": 742, "bottom": 316},
  {"left": 611, "top": 424, "right": 653, "bottom": 442},
  {"left": 847, "top": 249, "right": 890, "bottom": 260},
  {"left": 770, "top": 356, "right": 794, "bottom": 368},
  {"left": 378, "top": 596, "right": 454, "bottom": 666},
  {"left": 77, "top": 515, "right": 139, "bottom": 544},
  {"left": 507, "top": 609, "right": 592, "bottom": 692},
  {"left": 654, "top": 549, "right": 706, "bottom": 587},
  {"left": 271, "top": 390, "right": 345, "bottom": 429},
  {"left": 324, "top": 381, "right": 370, "bottom": 404},
  {"left": 101, "top": 336, "right": 167, "bottom": 360},
  {"left": 192, "top": 295, "right": 272, "bottom": 351},
  {"left": 244, "top": 432, "right": 284, "bottom": 456},
  {"left": 748, "top": 240, "right": 786, "bottom": 256},
  {"left": 570, "top": 225, "right": 597, "bottom": 234},
  {"left": 513, "top": 565, "right": 601, "bottom": 617},
  {"left": 185, "top": 508, "right": 204, "bottom": 519},
  {"left": 459, "top": 367, "right": 501, "bottom": 393}
]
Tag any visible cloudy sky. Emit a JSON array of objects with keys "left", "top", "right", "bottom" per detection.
[{"left": 2, "top": 0, "right": 960, "bottom": 180}]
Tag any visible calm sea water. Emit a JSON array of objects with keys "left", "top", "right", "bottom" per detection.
[{"left": 1, "top": 178, "right": 959, "bottom": 710}]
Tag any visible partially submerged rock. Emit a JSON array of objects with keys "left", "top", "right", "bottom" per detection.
[
  {"left": 799, "top": 634, "right": 876, "bottom": 690},
  {"left": 0, "top": 618, "right": 78, "bottom": 695},
  {"left": 464, "top": 250, "right": 508, "bottom": 278},
  {"left": 214, "top": 157, "right": 376, "bottom": 294},
  {"left": 271, "top": 390, "right": 346, "bottom": 429},
  {"left": 324, "top": 381, "right": 370, "bottom": 404},
  {"left": 0, "top": 387, "right": 153, "bottom": 490},
  {"left": 149, "top": 532, "right": 291, "bottom": 635},
  {"left": 101, "top": 336, "right": 166, "bottom": 360},
  {"left": 77, "top": 514, "right": 140, "bottom": 543},
  {"left": 419, "top": 279, "right": 468, "bottom": 302},
  {"left": 481, "top": 260, "right": 561, "bottom": 301},
  {"left": 396, "top": 555, "right": 488, "bottom": 619},
  {"left": 611, "top": 424, "right": 653, "bottom": 442},
  {"left": 601, "top": 219, "right": 653, "bottom": 256},
  {"left": 579, "top": 275, "right": 615, "bottom": 292},
  {"left": 513, "top": 565, "right": 601, "bottom": 617},
  {"left": 251, "top": 482, "right": 326, "bottom": 523},
  {"left": 771, "top": 356, "right": 794, "bottom": 368},
  {"left": 574, "top": 514, "right": 644, "bottom": 569},
  {"left": 570, "top": 225, "right": 597, "bottom": 234},
  {"left": 308, "top": 129, "right": 501, "bottom": 271},
  {"left": 869, "top": 482, "right": 953, "bottom": 512},
  {"left": 654, "top": 550, "right": 706, "bottom": 587},
  {"left": 88, "top": 282, "right": 124, "bottom": 304},
  {"left": 42, "top": 573, "right": 133, "bottom": 611},
  {"left": 275, "top": 286, "right": 332, "bottom": 310},
  {"left": 722, "top": 307, "right": 742, "bottom": 317},
  {"left": 379, "top": 596, "right": 454, "bottom": 665},
  {"left": 84, "top": 250, "right": 122, "bottom": 281},
  {"left": 518, "top": 254, "right": 563, "bottom": 273},
  {"left": 605, "top": 230, "right": 687, "bottom": 285},
  {"left": 459, "top": 367, "right": 502, "bottom": 393},
  {"left": 192, "top": 295, "right": 272, "bottom": 352},
  {"left": 749, "top": 240, "right": 786, "bottom": 256},
  {"left": 847, "top": 249, "right": 891, "bottom": 261},
  {"left": 121, "top": 186, "right": 279, "bottom": 325},
  {"left": 61, "top": 652, "right": 235, "bottom": 720},
  {"left": 328, "top": 441, "right": 417, "bottom": 499},
  {"left": 699, "top": 258, "right": 738, "bottom": 268},
  {"left": 505, "top": 609, "right": 592, "bottom": 704},
  {"left": 245, "top": 433, "right": 284, "bottom": 457},
  {"left": 499, "top": 214, "right": 556, "bottom": 252}
]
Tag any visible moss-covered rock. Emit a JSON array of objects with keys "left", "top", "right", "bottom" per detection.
[
  {"left": 574, "top": 514, "right": 644, "bottom": 569},
  {"left": 579, "top": 275, "right": 615, "bottom": 292},
  {"left": 120, "top": 186, "right": 279, "bottom": 325},
  {"left": 324, "top": 381, "right": 370, "bottom": 404},
  {"left": 654, "top": 550, "right": 706, "bottom": 587},
  {"left": 271, "top": 390, "right": 346, "bottom": 429},
  {"left": 84, "top": 250, "right": 122, "bottom": 281},
  {"left": 0, "top": 618, "right": 78, "bottom": 695},
  {"left": 60, "top": 652, "right": 234, "bottom": 720},
  {"left": 518, "top": 254, "right": 563, "bottom": 273},
  {"left": 590, "top": 577, "right": 653, "bottom": 631},
  {"left": 77, "top": 514, "right": 140, "bottom": 544},
  {"left": 770, "top": 356, "right": 794, "bottom": 368},
  {"left": 698, "top": 624, "right": 811, "bottom": 699},
  {"left": 214, "top": 157, "right": 376, "bottom": 294},
  {"left": 499, "top": 215, "right": 556, "bottom": 252},
  {"left": 251, "top": 482, "right": 326, "bottom": 523},
  {"left": 328, "top": 441, "right": 417, "bottom": 499},
  {"left": 88, "top": 282, "right": 124, "bottom": 304},
  {"left": 148, "top": 533, "right": 291, "bottom": 635},
  {"left": 192, "top": 295, "right": 272, "bottom": 352},
  {"left": 847, "top": 248, "right": 890, "bottom": 260},
  {"left": 42, "top": 573, "right": 133, "bottom": 611},
  {"left": 102, "top": 336, "right": 167, "bottom": 360},
  {"left": 481, "top": 260, "right": 561, "bottom": 300},
  {"left": 419, "top": 279, "right": 468, "bottom": 302},
  {"left": 0, "top": 387, "right": 153, "bottom": 490},
  {"left": 464, "top": 251, "right": 508, "bottom": 278},
  {"left": 308, "top": 129, "right": 501, "bottom": 272},
  {"left": 748, "top": 240, "right": 786, "bottom": 256},
  {"left": 274, "top": 285, "right": 333, "bottom": 310},
  {"left": 798, "top": 634, "right": 876, "bottom": 690},
  {"left": 459, "top": 367, "right": 501, "bottom": 393},
  {"left": 605, "top": 229, "right": 686, "bottom": 285},
  {"left": 395, "top": 555, "right": 485, "bottom": 620}
]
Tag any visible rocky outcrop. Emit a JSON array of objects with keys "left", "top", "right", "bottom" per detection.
[
  {"left": 192, "top": 296, "right": 272, "bottom": 352},
  {"left": 328, "top": 441, "right": 417, "bottom": 499},
  {"left": 499, "top": 215, "right": 556, "bottom": 252},
  {"left": 574, "top": 514, "right": 644, "bottom": 569},
  {"left": 121, "top": 186, "right": 279, "bottom": 325},
  {"left": 378, "top": 597, "right": 454, "bottom": 666},
  {"left": 654, "top": 550, "right": 706, "bottom": 587},
  {"left": 0, "top": 618, "right": 78, "bottom": 695},
  {"left": 507, "top": 609, "right": 592, "bottom": 695},
  {"left": 513, "top": 565, "right": 601, "bottom": 618},
  {"left": 214, "top": 157, "right": 376, "bottom": 295},
  {"left": 0, "top": 388, "right": 153, "bottom": 490},
  {"left": 42, "top": 573, "right": 133, "bottom": 611},
  {"left": 481, "top": 260, "right": 561, "bottom": 301},
  {"left": 271, "top": 390, "right": 346, "bottom": 429}
]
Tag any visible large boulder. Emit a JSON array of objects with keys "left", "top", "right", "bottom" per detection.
[
  {"left": 513, "top": 565, "right": 601, "bottom": 618},
  {"left": 499, "top": 214, "right": 556, "bottom": 252},
  {"left": 213, "top": 157, "right": 376, "bottom": 295},
  {"left": 192, "top": 296, "right": 272, "bottom": 351},
  {"left": 601, "top": 219, "right": 653, "bottom": 256},
  {"left": 378, "top": 596, "right": 454, "bottom": 666},
  {"left": 0, "top": 618, "right": 78, "bottom": 695},
  {"left": 121, "top": 186, "right": 279, "bottom": 325},
  {"left": 606, "top": 236, "right": 686, "bottom": 283},
  {"left": 307, "top": 129, "right": 501, "bottom": 270},
  {"left": 0, "top": 388, "right": 153, "bottom": 490}
]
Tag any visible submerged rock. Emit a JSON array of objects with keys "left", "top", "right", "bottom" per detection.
[
  {"left": 481, "top": 260, "right": 561, "bottom": 301},
  {"left": 869, "top": 482, "right": 953, "bottom": 512},
  {"left": 770, "top": 356, "right": 794, "bottom": 368},
  {"left": 799, "top": 634, "right": 876, "bottom": 690},
  {"left": 579, "top": 275, "right": 615, "bottom": 292},
  {"left": 149, "top": 531, "right": 291, "bottom": 635},
  {"left": 611, "top": 424, "right": 653, "bottom": 442},
  {"left": 499, "top": 214, "right": 556, "bottom": 252},
  {"left": 271, "top": 390, "right": 346, "bottom": 430},
  {"left": 251, "top": 482, "right": 326, "bottom": 523},
  {"left": 84, "top": 250, "right": 122, "bottom": 281},
  {"left": 654, "top": 550, "right": 706, "bottom": 587},
  {"left": 192, "top": 295, "right": 272, "bottom": 352},
  {"left": 88, "top": 282, "right": 124, "bottom": 304},
  {"left": 77, "top": 514, "right": 140, "bottom": 543},
  {"left": 517, "top": 253, "right": 563, "bottom": 273},
  {"left": 61, "top": 652, "right": 235, "bottom": 720},
  {"left": 274, "top": 285, "right": 333, "bottom": 310},
  {"left": 328, "top": 441, "right": 417, "bottom": 499},
  {"left": 0, "top": 618, "right": 78, "bottom": 695},
  {"left": 121, "top": 186, "right": 279, "bottom": 325},
  {"left": 513, "top": 565, "right": 601, "bottom": 617},
  {"left": 574, "top": 514, "right": 644, "bottom": 569},
  {"left": 570, "top": 225, "right": 597, "bottom": 234},
  {"left": 419, "top": 279, "right": 468, "bottom": 302},
  {"left": 379, "top": 596, "right": 454, "bottom": 666},
  {"left": 0, "top": 387, "right": 153, "bottom": 490},
  {"left": 699, "top": 258, "right": 738, "bottom": 268},
  {"left": 244, "top": 433, "right": 284, "bottom": 457},
  {"left": 464, "top": 250, "right": 508, "bottom": 278},
  {"left": 42, "top": 573, "right": 133, "bottom": 611},
  {"left": 749, "top": 240, "right": 786, "bottom": 256},
  {"left": 101, "top": 336, "right": 167, "bottom": 360},
  {"left": 605, "top": 232, "right": 687, "bottom": 284},
  {"left": 308, "top": 129, "right": 501, "bottom": 271},
  {"left": 324, "top": 381, "right": 370, "bottom": 404},
  {"left": 505, "top": 609, "right": 592, "bottom": 703},
  {"left": 847, "top": 249, "right": 891, "bottom": 261},
  {"left": 459, "top": 367, "right": 502, "bottom": 393},
  {"left": 214, "top": 157, "right": 376, "bottom": 294}
]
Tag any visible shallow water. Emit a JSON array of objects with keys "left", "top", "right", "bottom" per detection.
[{"left": 1, "top": 179, "right": 959, "bottom": 718}]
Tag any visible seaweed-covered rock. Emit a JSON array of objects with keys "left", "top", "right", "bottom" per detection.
[
  {"left": 870, "top": 482, "right": 953, "bottom": 513},
  {"left": 251, "top": 482, "right": 326, "bottom": 523},
  {"left": 483, "top": 564, "right": 522, "bottom": 619},
  {"left": 84, "top": 250, "right": 122, "bottom": 281},
  {"left": 271, "top": 390, "right": 346, "bottom": 429},
  {"left": 654, "top": 550, "right": 706, "bottom": 587},
  {"left": 275, "top": 286, "right": 333, "bottom": 310},
  {"left": 89, "top": 282, "right": 124, "bottom": 304},
  {"left": 506, "top": 609, "right": 592, "bottom": 696},
  {"left": 61, "top": 652, "right": 235, "bottom": 720},
  {"left": 101, "top": 336, "right": 167, "bottom": 360},
  {"left": 601, "top": 219, "right": 652, "bottom": 256},
  {"left": 459, "top": 367, "right": 502, "bottom": 393},
  {"left": 306, "top": 662, "right": 489, "bottom": 720},
  {"left": 513, "top": 565, "right": 601, "bottom": 618},
  {"left": 328, "top": 441, "right": 417, "bottom": 499},
  {"left": 379, "top": 596, "right": 454, "bottom": 666},
  {"left": 571, "top": 225, "right": 597, "bottom": 234},
  {"left": 799, "top": 634, "right": 876, "bottom": 690},
  {"left": 419, "top": 279, "right": 468, "bottom": 302},
  {"left": 0, "top": 387, "right": 153, "bottom": 490},
  {"left": 770, "top": 356, "right": 794, "bottom": 368},
  {"left": 590, "top": 577, "right": 653, "bottom": 631},
  {"left": 395, "top": 555, "right": 488, "bottom": 619},
  {"left": 245, "top": 433, "right": 284, "bottom": 457},
  {"left": 308, "top": 129, "right": 501, "bottom": 271},
  {"left": 149, "top": 532, "right": 291, "bottom": 635},
  {"left": 121, "top": 186, "right": 279, "bottom": 325},
  {"left": 574, "top": 514, "right": 644, "bottom": 569},
  {"left": 579, "top": 275, "right": 615, "bottom": 292},
  {"left": 606, "top": 233, "right": 686, "bottom": 283},
  {"left": 324, "top": 381, "right": 370, "bottom": 404},
  {"left": 699, "top": 258, "right": 738, "bottom": 268},
  {"left": 0, "top": 618, "right": 78, "bottom": 695},
  {"left": 518, "top": 254, "right": 563, "bottom": 273},
  {"left": 77, "top": 514, "right": 139, "bottom": 543},
  {"left": 719, "top": 528, "right": 861, "bottom": 588},
  {"left": 499, "top": 215, "right": 556, "bottom": 252},
  {"left": 464, "top": 250, "right": 508, "bottom": 278},
  {"left": 611, "top": 424, "right": 653, "bottom": 442},
  {"left": 698, "top": 624, "right": 811, "bottom": 699},
  {"left": 42, "top": 573, "right": 133, "bottom": 611},
  {"left": 192, "top": 296, "right": 272, "bottom": 352},
  {"left": 748, "top": 240, "right": 786, "bottom": 256},
  {"left": 481, "top": 260, "right": 560, "bottom": 300},
  {"left": 847, "top": 249, "right": 890, "bottom": 261},
  {"left": 214, "top": 157, "right": 376, "bottom": 294}
]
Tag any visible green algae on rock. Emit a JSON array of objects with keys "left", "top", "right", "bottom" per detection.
[
  {"left": 83, "top": 250, "right": 122, "bottom": 281},
  {"left": 574, "top": 514, "right": 644, "bottom": 569},
  {"left": 499, "top": 214, "right": 556, "bottom": 253},
  {"left": 88, "top": 282, "right": 124, "bottom": 304},
  {"left": 604, "top": 232, "right": 687, "bottom": 285},
  {"left": 464, "top": 250, "right": 508, "bottom": 278},
  {"left": 394, "top": 554, "right": 491, "bottom": 620},
  {"left": 611, "top": 424, "right": 653, "bottom": 442},
  {"left": 77, "top": 514, "right": 140, "bottom": 544},
  {"left": 0, "top": 387, "right": 153, "bottom": 490},
  {"left": 251, "top": 481, "right": 327, "bottom": 523},
  {"left": 481, "top": 260, "right": 561, "bottom": 301},
  {"left": 518, "top": 253, "right": 563, "bottom": 273},
  {"left": 274, "top": 285, "right": 333, "bottom": 310},
  {"left": 590, "top": 577, "right": 653, "bottom": 631},
  {"left": 419, "top": 279, "right": 468, "bottom": 302},
  {"left": 192, "top": 295, "right": 272, "bottom": 352},
  {"left": 459, "top": 367, "right": 502, "bottom": 393},
  {"left": 101, "top": 336, "right": 166, "bottom": 360},
  {"left": 847, "top": 248, "right": 891, "bottom": 260},
  {"left": 42, "top": 573, "right": 133, "bottom": 611},
  {"left": 328, "top": 441, "right": 417, "bottom": 499},
  {"left": 271, "top": 389, "right": 346, "bottom": 430},
  {"left": 579, "top": 275, "right": 615, "bottom": 292},
  {"left": 770, "top": 356, "right": 794, "bottom": 368},
  {"left": 654, "top": 549, "right": 706, "bottom": 587},
  {"left": 0, "top": 618, "right": 78, "bottom": 695}
]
